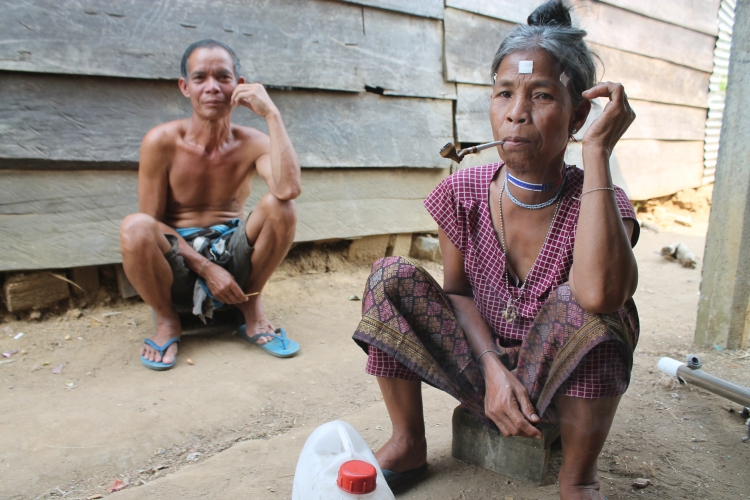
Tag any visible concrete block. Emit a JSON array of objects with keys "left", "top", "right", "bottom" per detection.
[
  {"left": 151, "top": 307, "right": 244, "bottom": 336},
  {"left": 3, "top": 272, "right": 70, "bottom": 312},
  {"left": 410, "top": 235, "right": 442, "bottom": 262},
  {"left": 115, "top": 264, "right": 139, "bottom": 299},
  {"left": 69, "top": 266, "right": 100, "bottom": 297},
  {"left": 451, "top": 405, "right": 560, "bottom": 485},
  {"left": 348, "top": 235, "right": 391, "bottom": 264},
  {"left": 387, "top": 233, "right": 413, "bottom": 257}
]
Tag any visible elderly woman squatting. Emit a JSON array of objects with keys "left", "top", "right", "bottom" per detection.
[{"left": 352, "top": 2, "right": 639, "bottom": 498}]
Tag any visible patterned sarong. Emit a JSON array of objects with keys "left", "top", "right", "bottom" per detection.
[{"left": 352, "top": 257, "right": 639, "bottom": 428}]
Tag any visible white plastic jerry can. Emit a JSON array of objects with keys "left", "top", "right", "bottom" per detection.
[{"left": 292, "top": 420, "right": 395, "bottom": 500}]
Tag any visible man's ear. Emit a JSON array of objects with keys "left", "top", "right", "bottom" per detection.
[
  {"left": 178, "top": 77, "right": 190, "bottom": 98},
  {"left": 572, "top": 98, "right": 591, "bottom": 133},
  {"left": 237, "top": 76, "right": 246, "bottom": 84}
]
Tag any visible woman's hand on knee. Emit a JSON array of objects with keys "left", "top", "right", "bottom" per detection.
[{"left": 483, "top": 361, "right": 542, "bottom": 439}]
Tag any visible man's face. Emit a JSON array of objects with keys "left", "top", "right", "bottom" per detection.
[{"left": 179, "top": 47, "right": 244, "bottom": 119}]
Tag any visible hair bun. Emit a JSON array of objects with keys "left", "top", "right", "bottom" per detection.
[{"left": 527, "top": 0, "right": 572, "bottom": 27}]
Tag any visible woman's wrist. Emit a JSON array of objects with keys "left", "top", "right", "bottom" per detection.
[
  {"left": 478, "top": 351, "right": 506, "bottom": 378},
  {"left": 581, "top": 143, "right": 611, "bottom": 164}
]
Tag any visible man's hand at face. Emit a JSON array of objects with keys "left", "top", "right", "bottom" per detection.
[
  {"left": 231, "top": 83, "right": 278, "bottom": 118},
  {"left": 200, "top": 262, "right": 248, "bottom": 305}
]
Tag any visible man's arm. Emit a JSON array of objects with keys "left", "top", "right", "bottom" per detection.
[
  {"left": 138, "top": 127, "right": 248, "bottom": 305},
  {"left": 231, "top": 83, "right": 302, "bottom": 201}
]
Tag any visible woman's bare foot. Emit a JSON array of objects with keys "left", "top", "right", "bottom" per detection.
[
  {"left": 141, "top": 310, "right": 182, "bottom": 364},
  {"left": 558, "top": 469, "right": 606, "bottom": 500},
  {"left": 236, "top": 294, "right": 275, "bottom": 345},
  {"left": 375, "top": 433, "right": 427, "bottom": 473}
]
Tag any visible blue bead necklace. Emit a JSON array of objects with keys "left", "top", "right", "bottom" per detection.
[
  {"left": 506, "top": 171, "right": 564, "bottom": 192},
  {"left": 504, "top": 170, "right": 568, "bottom": 210}
]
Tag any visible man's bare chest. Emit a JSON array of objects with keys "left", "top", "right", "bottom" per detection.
[{"left": 168, "top": 148, "right": 254, "bottom": 203}]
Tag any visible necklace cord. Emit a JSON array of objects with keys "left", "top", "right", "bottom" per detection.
[{"left": 497, "top": 167, "right": 565, "bottom": 322}]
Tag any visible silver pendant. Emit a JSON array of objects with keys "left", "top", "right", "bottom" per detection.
[{"left": 502, "top": 304, "right": 517, "bottom": 323}]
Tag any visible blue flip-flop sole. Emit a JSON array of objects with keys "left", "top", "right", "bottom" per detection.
[
  {"left": 141, "top": 337, "right": 181, "bottom": 371},
  {"left": 141, "top": 356, "right": 178, "bottom": 370},
  {"left": 238, "top": 326, "right": 299, "bottom": 358}
]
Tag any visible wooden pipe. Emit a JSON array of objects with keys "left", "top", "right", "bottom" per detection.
[{"left": 440, "top": 140, "right": 506, "bottom": 164}]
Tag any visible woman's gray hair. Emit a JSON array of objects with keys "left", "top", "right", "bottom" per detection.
[{"left": 490, "top": 0, "right": 598, "bottom": 109}]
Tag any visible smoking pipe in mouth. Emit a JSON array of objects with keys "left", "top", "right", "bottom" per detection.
[{"left": 440, "top": 140, "right": 505, "bottom": 164}]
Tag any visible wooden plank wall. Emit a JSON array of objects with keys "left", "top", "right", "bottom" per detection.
[
  {"left": 0, "top": 169, "right": 441, "bottom": 271},
  {"left": 0, "top": 0, "right": 719, "bottom": 272},
  {"left": 447, "top": 0, "right": 718, "bottom": 200}
]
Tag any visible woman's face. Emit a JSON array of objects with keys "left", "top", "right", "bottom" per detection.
[{"left": 489, "top": 49, "right": 584, "bottom": 172}]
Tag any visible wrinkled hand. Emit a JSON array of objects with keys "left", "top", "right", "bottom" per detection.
[
  {"left": 200, "top": 262, "right": 247, "bottom": 305},
  {"left": 231, "top": 83, "right": 278, "bottom": 118},
  {"left": 581, "top": 82, "right": 636, "bottom": 156},
  {"left": 483, "top": 359, "right": 542, "bottom": 439}
]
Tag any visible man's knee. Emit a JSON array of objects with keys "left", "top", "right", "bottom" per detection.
[
  {"left": 120, "top": 213, "right": 159, "bottom": 253},
  {"left": 257, "top": 194, "right": 297, "bottom": 227}
]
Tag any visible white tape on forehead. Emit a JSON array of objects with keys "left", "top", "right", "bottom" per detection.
[
  {"left": 518, "top": 60, "right": 533, "bottom": 74},
  {"left": 560, "top": 72, "right": 570, "bottom": 86}
]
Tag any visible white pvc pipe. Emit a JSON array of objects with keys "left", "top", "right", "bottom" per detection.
[
  {"left": 657, "top": 357, "right": 684, "bottom": 378},
  {"left": 658, "top": 356, "right": 750, "bottom": 408}
]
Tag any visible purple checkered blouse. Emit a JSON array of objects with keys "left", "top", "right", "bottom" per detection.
[{"left": 424, "top": 162, "right": 639, "bottom": 346}]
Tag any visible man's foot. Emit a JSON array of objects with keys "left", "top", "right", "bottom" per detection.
[
  {"left": 375, "top": 434, "right": 427, "bottom": 474},
  {"left": 141, "top": 312, "right": 181, "bottom": 365},
  {"left": 236, "top": 295, "right": 275, "bottom": 345}
]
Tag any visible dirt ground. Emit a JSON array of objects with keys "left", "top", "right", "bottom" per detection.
[{"left": 2, "top": 220, "right": 750, "bottom": 499}]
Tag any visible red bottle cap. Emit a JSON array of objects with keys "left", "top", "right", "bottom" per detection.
[{"left": 337, "top": 460, "right": 377, "bottom": 494}]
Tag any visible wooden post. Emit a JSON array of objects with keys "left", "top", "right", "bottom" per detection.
[
  {"left": 696, "top": 0, "right": 750, "bottom": 350},
  {"left": 69, "top": 266, "right": 100, "bottom": 297},
  {"left": 114, "top": 265, "right": 139, "bottom": 299}
]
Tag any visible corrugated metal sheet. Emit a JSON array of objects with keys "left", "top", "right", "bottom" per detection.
[{"left": 703, "top": 0, "right": 736, "bottom": 185}]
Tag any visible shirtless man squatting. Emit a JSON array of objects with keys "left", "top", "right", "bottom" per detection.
[{"left": 120, "top": 39, "right": 302, "bottom": 370}]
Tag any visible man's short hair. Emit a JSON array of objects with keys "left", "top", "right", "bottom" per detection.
[{"left": 180, "top": 39, "right": 242, "bottom": 79}]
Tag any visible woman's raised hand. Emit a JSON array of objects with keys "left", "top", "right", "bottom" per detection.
[
  {"left": 581, "top": 82, "right": 636, "bottom": 157},
  {"left": 482, "top": 357, "right": 543, "bottom": 439}
]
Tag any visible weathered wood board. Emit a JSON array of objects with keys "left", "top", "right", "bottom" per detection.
[
  {"left": 457, "top": 139, "right": 703, "bottom": 200},
  {"left": 566, "top": 140, "right": 705, "bottom": 200},
  {"left": 456, "top": 84, "right": 493, "bottom": 144},
  {"left": 574, "top": 99, "right": 707, "bottom": 142},
  {"left": 591, "top": 44, "right": 710, "bottom": 108},
  {"left": 455, "top": 83, "right": 706, "bottom": 144},
  {"left": 446, "top": 0, "right": 547, "bottom": 24},
  {"left": 444, "top": 6, "right": 715, "bottom": 88},
  {"left": 0, "top": 168, "right": 444, "bottom": 272},
  {"left": 625, "top": 101, "right": 707, "bottom": 141},
  {"left": 580, "top": 1, "right": 716, "bottom": 72},
  {"left": 444, "top": 8, "right": 516, "bottom": 85},
  {"left": 3, "top": 272, "right": 70, "bottom": 312},
  {"left": 0, "top": 0, "right": 455, "bottom": 99},
  {"left": 341, "top": 0, "right": 444, "bottom": 19},
  {"left": 599, "top": 0, "right": 720, "bottom": 36},
  {"left": 612, "top": 140, "right": 705, "bottom": 200},
  {"left": 0, "top": 72, "right": 452, "bottom": 169}
]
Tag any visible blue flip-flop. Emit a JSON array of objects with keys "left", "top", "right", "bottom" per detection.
[
  {"left": 382, "top": 464, "right": 428, "bottom": 491},
  {"left": 141, "top": 337, "right": 181, "bottom": 371},
  {"left": 237, "top": 326, "right": 299, "bottom": 358}
]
